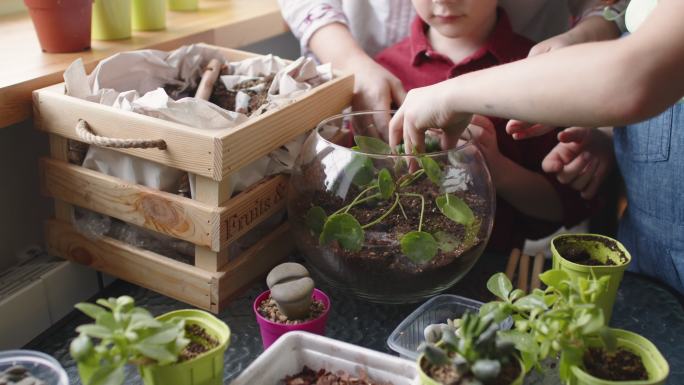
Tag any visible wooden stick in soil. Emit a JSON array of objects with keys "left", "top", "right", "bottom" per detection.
[
  {"left": 505, "top": 248, "right": 521, "bottom": 282},
  {"left": 530, "top": 252, "right": 545, "bottom": 291},
  {"left": 517, "top": 253, "right": 530, "bottom": 293},
  {"left": 195, "top": 58, "right": 222, "bottom": 101}
]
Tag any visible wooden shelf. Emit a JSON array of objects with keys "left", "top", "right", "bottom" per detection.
[{"left": 0, "top": 0, "right": 288, "bottom": 129}]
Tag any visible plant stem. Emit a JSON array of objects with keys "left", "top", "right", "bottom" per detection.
[
  {"left": 397, "top": 198, "right": 408, "bottom": 220},
  {"left": 402, "top": 193, "right": 425, "bottom": 232},
  {"left": 362, "top": 193, "right": 400, "bottom": 229},
  {"left": 399, "top": 169, "right": 425, "bottom": 189},
  {"left": 336, "top": 185, "right": 378, "bottom": 215}
]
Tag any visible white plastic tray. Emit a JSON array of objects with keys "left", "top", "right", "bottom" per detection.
[{"left": 230, "top": 331, "right": 417, "bottom": 385}]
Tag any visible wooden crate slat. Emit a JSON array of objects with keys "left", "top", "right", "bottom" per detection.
[
  {"left": 218, "top": 174, "right": 289, "bottom": 248},
  {"left": 217, "top": 72, "right": 353, "bottom": 179},
  {"left": 45, "top": 219, "right": 217, "bottom": 310},
  {"left": 33, "top": 84, "right": 222, "bottom": 180},
  {"left": 215, "top": 223, "right": 293, "bottom": 310},
  {"left": 40, "top": 158, "right": 221, "bottom": 251}
]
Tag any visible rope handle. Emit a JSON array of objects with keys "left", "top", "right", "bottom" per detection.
[{"left": 75, "top": 119, "right": 167, "bottom": 150}]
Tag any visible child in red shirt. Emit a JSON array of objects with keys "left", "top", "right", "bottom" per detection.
[{"left": 376, "top": 0, "right": 594, "bottom": 253}]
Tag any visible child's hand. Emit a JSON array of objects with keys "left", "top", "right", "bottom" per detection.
[
  {"left": 389, "top": 84, "right": 472, "bottom": 153},
  {"left": 506, "top": 120, "right": 556, "bottom": 140},
  {"left": 542, "top": 127, "right": 615, "bottom": 199}
]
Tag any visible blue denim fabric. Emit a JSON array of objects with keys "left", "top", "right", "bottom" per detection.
[{"left": 614, "top": 103, "right": 684, "bottom": 294}]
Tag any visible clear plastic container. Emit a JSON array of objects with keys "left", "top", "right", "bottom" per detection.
[
  {"left": 387, "top": 294, "right": 513, "bottom": 360},
  {"left": 0, "top": 350, "right": 69, "bottom": 385}
]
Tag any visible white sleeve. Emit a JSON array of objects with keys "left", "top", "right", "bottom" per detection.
[{"left": 277, "top": 0, "right": 348, "bottom": 56}]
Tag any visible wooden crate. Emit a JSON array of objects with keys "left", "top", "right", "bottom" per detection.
[{"left": 33, "top": 45, "right": 353, "bottom": 312}]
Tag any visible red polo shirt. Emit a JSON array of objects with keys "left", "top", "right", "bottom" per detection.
[{"left": 376, "top": 11, "right": 595, "bottom": 252}]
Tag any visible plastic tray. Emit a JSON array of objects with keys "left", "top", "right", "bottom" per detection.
[
  {"left": 229, "top": 331, "right": 417, "bottom": 385},
  {"left": 0, "top": 350, "right": 69, "bottom": 385},
  {"left": 387, "top": 294, "right": 513, "bottom": 360}
]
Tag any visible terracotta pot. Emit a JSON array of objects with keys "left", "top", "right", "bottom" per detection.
[{"left": 24, "top": 0, "right": 92, "bottom": 53}]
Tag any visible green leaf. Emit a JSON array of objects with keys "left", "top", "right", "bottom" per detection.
[
  {"left": 400, "top": 231, "right": 438, "bottom": 263},
  {"left": 75, "top": 303, "right": 107, "bottom": 320},
  {"left": 579, "top": 310, "right": 605, "bottom": 335},
  {"left": 436, "top": 194, "right": 475, "bottom": 226},
  {"left": 70, "top": 334, "right": 93, "bottom": 362},
  {"left": 76, "top": 324, "right": 114, "bottom": 340},
  {"left": 319, "top": 213, "right": 364, "bottom": 252},
  {"left": 88, "top": 364, "right": 125, "bottom": 385},
  {"left": 423, "top": 344, "right": 450, "bottom": 366},
  {"left": 116, "top": 296, "right": 134, "bottom": 308},
  {"left": 96, "top": 312, "right": 118, "bottom": 332},
  {"left": 141, "top": 323, "right": 184, "bottom": 345},
  {"left": 487, "top": 273, "right": 512, "bottom": 300},
  {"left": 354, "top": 135, "right": 391, "bottom": 154},
  {"left": 128, "top": 313, "right": 162, "bottom": 331},
  {"left": 472, "top": 359, "right": 501, "bottom": 382},
  {"left": 419, "top": 157, "right": 442, "bottom": 185},
  {"left": 539, "top": 269, "right": 571, "bottom": 290},
  {"left": 598, "top": 327, "right": 617, "bottom": 351},
  {"left": 499, "top": 330, "right": 538, "bottom": 354},
  {"left": 305, "top": 206, "right": 327, "bottom": 235},
  {"left": 135, "top": 344, "right": 177, "bottom": 365},
  {"left": 514, "top": 294, "right": 547, "bottom": 311},
  {"left": 434, "top": 231, "right": 460, "bottom": 252},
  {"left": 377, "top": 169, "right": 395, "bottom": 200}
]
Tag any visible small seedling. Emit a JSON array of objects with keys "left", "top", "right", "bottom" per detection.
[{"left": 306, "top": 136, "right": 479, "bottom": 263}]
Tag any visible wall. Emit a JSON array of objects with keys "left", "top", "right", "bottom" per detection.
[{"left": 0, "top": 32, "right": 300, "bottom": 271}]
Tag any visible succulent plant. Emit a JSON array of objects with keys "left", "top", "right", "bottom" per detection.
[{"left": 267, "top": 262, "right": 315, "bottom": 319}]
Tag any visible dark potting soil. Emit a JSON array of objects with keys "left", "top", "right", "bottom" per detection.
[
  {"left": 258, "top": 295, "right": 326, "bottom": 325},
  {"left": 582, "top": 347, "right": 648, "bottom": 381},
  {"left": 421, "top": 356, "right": 520, "bottom": 385},
  {"left": 164, "top": 72, "right": 274, "bottom": 116},
  {"left": 178, "top": 324, "right": 220, "bottom": 362},
  {"left": 282, "top": 366, "right": 392, "bottom": 385},
  {"left": 0, "top": 365, "right": 46, "bottom": 385},
  {"left": 297, "top": 174, "right": 489, "bottom": 299},
  {"left": 554, "top": 235, "right": 626, "bottom": 266}
]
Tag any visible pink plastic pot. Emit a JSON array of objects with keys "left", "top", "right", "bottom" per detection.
[{"left": 253, "top": 288, "right": 330, "bottom": 349}]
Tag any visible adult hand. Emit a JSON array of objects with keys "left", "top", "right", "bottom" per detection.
[
  {"left": 389, "top": 84, "right": 472, "bottom": 154},
  {"left": 506, "top": 120, "right": 556, "bottom": 140},
  {"left": 542, "top": 126, "right": 615, "bottom": 199}
]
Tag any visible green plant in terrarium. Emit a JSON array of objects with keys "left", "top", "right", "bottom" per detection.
[
  {"left": 420, "top": 311, "right": 520, "bottom": 384},
  {"left": 305, "top": 135, "right": 480, "bottom": 263},
  {"left": 69, "top": 296, "right": 189, "bottom": 385},
  {"left": 481, "top": 270, "right": 616, "bottom": 381}
]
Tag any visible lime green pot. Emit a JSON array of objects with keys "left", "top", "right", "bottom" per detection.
[
  {"left": 569, "top": 329, "right": 669, "bottom": 385},
  {"left": 92, "top": 0, "right": 132, "bottom": 40},
  {"left": 417, "top": 351, "right": 524, "bottom": 385},
  {"left": 551, "top": 234, "right": 631, "bottom": 323},
  {"left": 168, "top": 0, "right": 198, "bottom": 11},
  {"left": 132, "top": 0, "right": 166, "bottom": 31},
  {"left": 139, "top": 310, "right": 230, "bottom": 385}
]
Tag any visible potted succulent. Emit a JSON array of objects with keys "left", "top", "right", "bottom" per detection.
[
  {"left": 483, "top": 271, "right": 669, "bottom": 384},
  {"left": 253, "top": 262, "right": 331, "bottom": 349},
  {"left": 417, "top": 311, "right": 525, "bottom": 385},
  {"left": 288, "top": 111, "right": 495, "bottom": 303},
  {"left": 24, "top": 0, "right": 92, "bottom": 53},
  {"left": 69, "top": 296, "right": 230, "bottom": 385},
  {"left": 92, "top": 0, "right": 131, "bottom": 40},
  {"left": 550, "top": 233, "right": 631, "bottom": 322}
]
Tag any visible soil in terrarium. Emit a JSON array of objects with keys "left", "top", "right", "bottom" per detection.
[
  {"left": 555, "top": 236, "right": 627, "bottom": 266},
  {"left": 164, "top": 72, "right": 274, "bottom": 116},
  {"left": 258, "top": 295, "right": 326, "bottom": 325},
  {"left": 178, "top": 323, "right": 220, "bottom": 362},
  {"left": 298, "top": 173, "right": 490, "bottom": 298},
  {"left": 0, "top": 365, "right": 46, "bottom": 385},
  {"left": 421, "top": 356, "right": 520, "bottom": 385},
  {"left": 582, "top": 347, "right": 648, "bottom": 381},
  {"left": 282, "top": 366, "right": 392, "bottom": 385}
]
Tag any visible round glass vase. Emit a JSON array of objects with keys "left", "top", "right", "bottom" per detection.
[{"left": 287, "top": 111, "right": 495, "bottom": 303}]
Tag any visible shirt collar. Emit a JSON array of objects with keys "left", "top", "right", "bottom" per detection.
[{"left": 409, "top": 8, "right": 522, "bottom": 66}]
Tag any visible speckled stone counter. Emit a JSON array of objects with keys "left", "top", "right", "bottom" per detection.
[{"left": 27, "top": 254, "right": 684, "bottom": 384}]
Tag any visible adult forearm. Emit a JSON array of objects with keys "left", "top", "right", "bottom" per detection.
[
  {"left": 492, "top": 156, "right": 563, "bottom": 222},
  {"left": 309, "top": 23, "right": 370, "bottom": 69}
]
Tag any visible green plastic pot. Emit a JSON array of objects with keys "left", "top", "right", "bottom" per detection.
[
  {"left": 416, "top": 351, "right": 524, "bottom": 385},
  {"left": 570, "top": 329, "right": 669, "bottom": 385},
  {"left": 132, "top": 0, "right": 166, "bottom": 31},
  {"left": 92, "top": 0, "right": 132, "bottom": 40},
  {"left": 168, "top": 0, "right": 198, "bottom": 11},
  {"left": 139, "top": 309, "right": 231, "bottom": 385},
  {"left": 551, "top": 234, "right": 631, "bottom": 323}
]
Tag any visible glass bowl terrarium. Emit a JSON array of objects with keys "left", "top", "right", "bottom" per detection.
[{"left": 287, "top": 111, "right": 495, "bottom": 303}]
